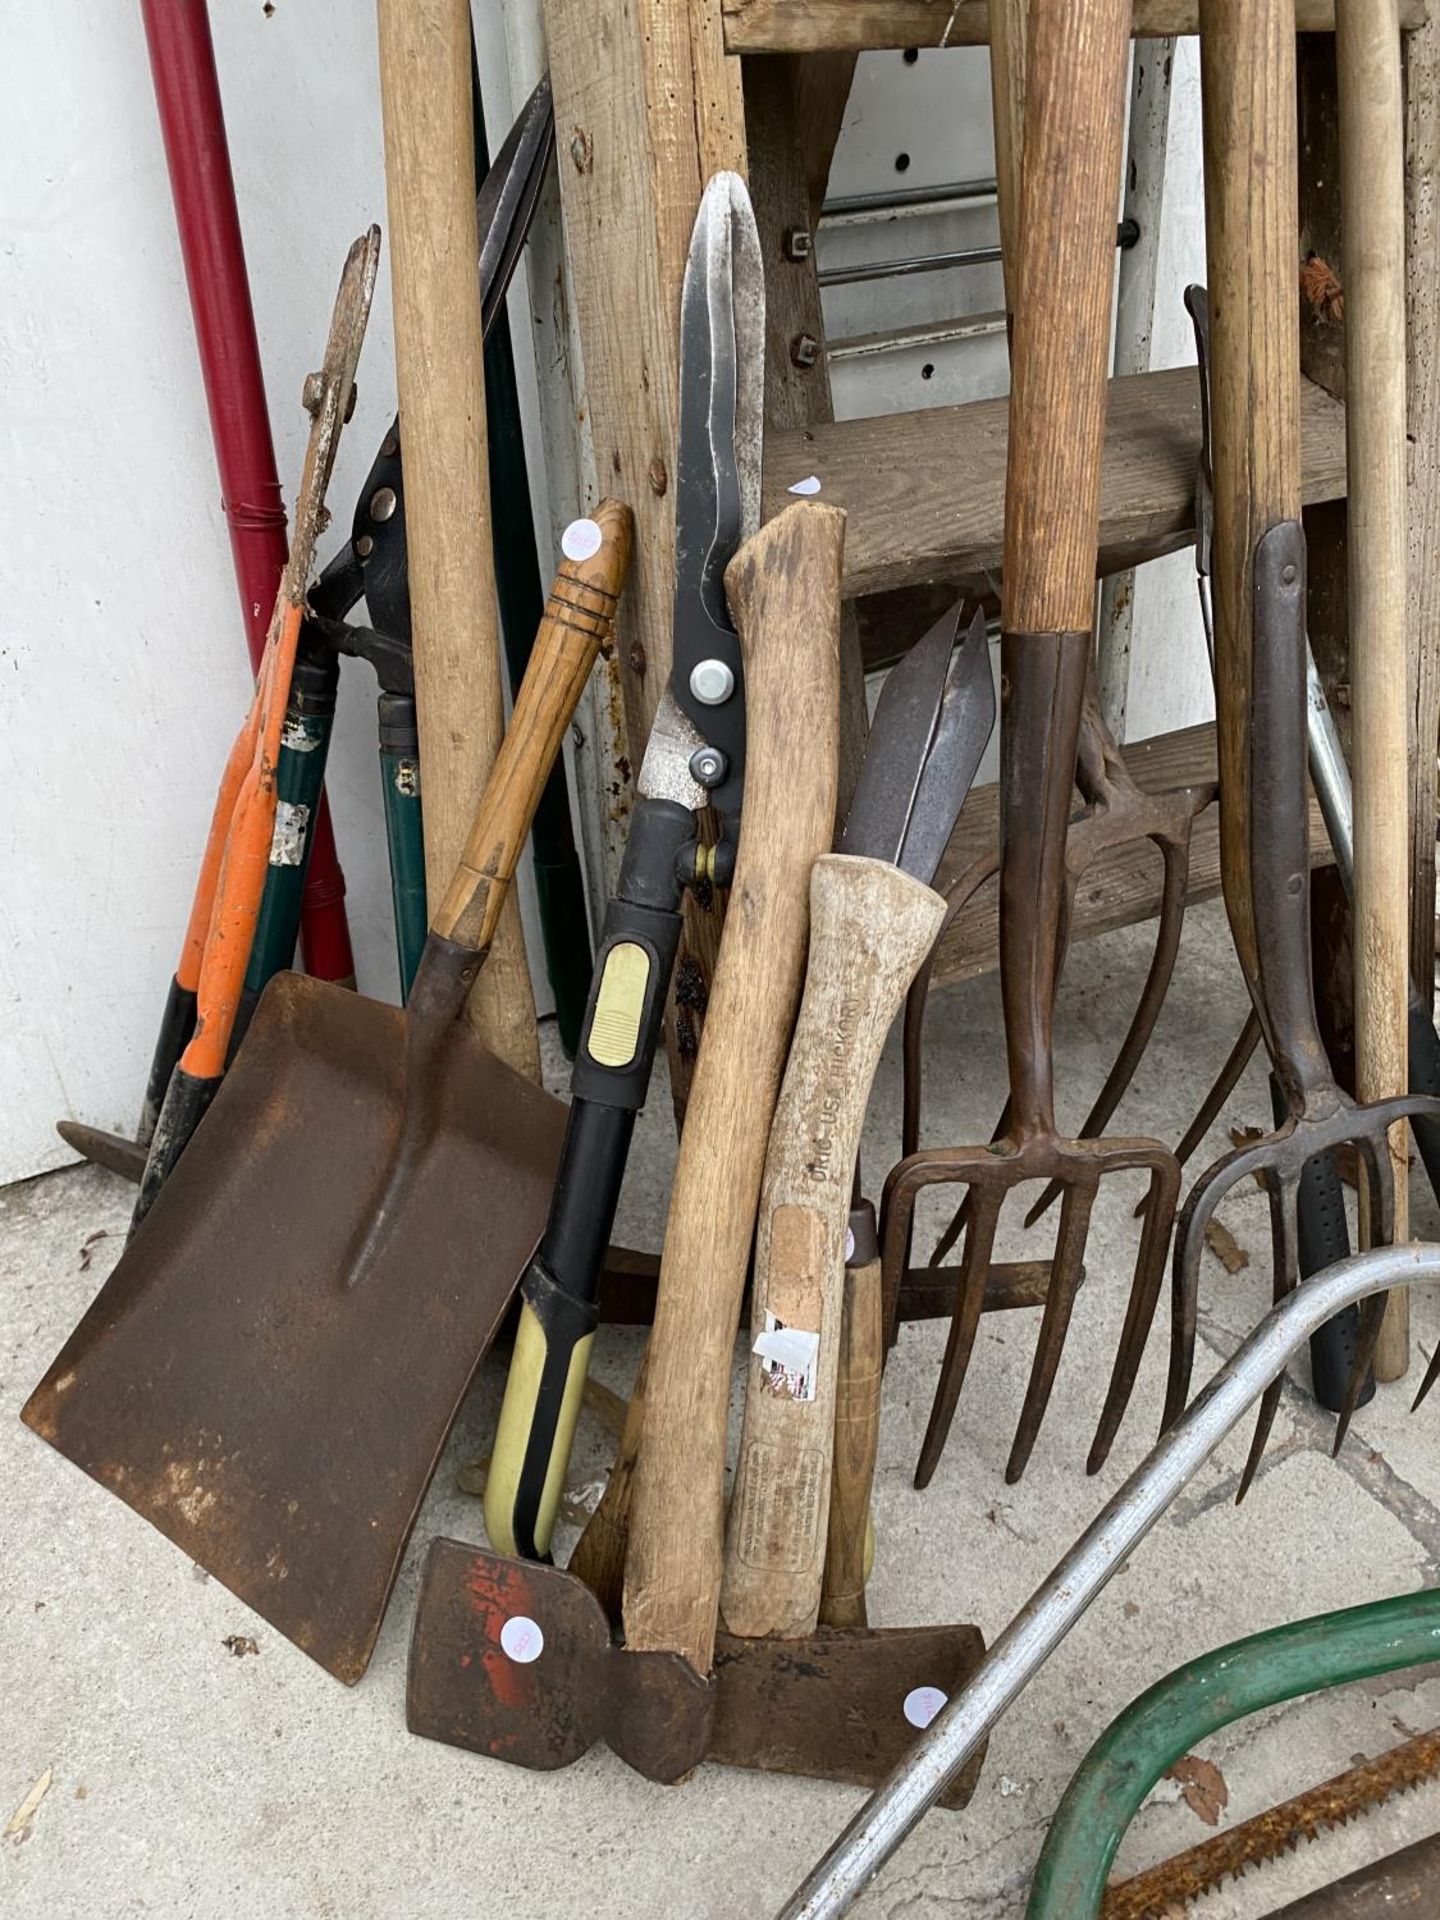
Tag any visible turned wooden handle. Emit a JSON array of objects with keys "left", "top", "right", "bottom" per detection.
[
  {"left": 818, "top": 1256, "right": 884, "bottom": 1631},
  {"left": 1003, "top": 0, "right": 1131, "bottom": 637},
  {"left": 622, "top": 501, "right": 843, "bottom": 1675},
  {"left": 1199, "top": 0, "right": 1302, "bottom": 988},
  {"left": 719, "top": 854, "right": 946, "bottom": 1640},
  {"left": 433, "top": 500, "right": 633, "bottom": 952},
  {"left": 987, "top": 0, "right": 1027, "bottom": 320},
  {"left": 1338, "top": 0, "right": 1411, "bottom": 1366},
  {"left": 378, "top": 0, "right": 537, "bottom": 1077}
]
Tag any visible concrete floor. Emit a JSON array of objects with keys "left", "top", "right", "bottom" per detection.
[{"left": 4, "top": 897, "right": 1440, "bottom": 1918}]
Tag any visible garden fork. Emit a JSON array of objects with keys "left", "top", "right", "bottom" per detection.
[
  {"left": 1157, "top": 0, "right": 1440, "bottom": 1498},
  {"left": 879, "top": 0, "right": 1180, "bottom": 1490}
]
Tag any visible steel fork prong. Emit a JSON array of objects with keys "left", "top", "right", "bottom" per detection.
[
  {"left": 1138, "top": 1007, "right": 1264, "bottom": 1220},
  {"left": 1029, "top": 835, "right": 1191, "bottom": 1231},
  {"left": 1007, "top": 1179, "right": 1096, "bottom": 1482},
  {"left": 916, "top": 1186, "right": 1004, "bottom": 1489},
  {"left": 1164, "top": 1132, "right": 1279, "bottom": 1429},
  {"left": 1236, "top": 1170, "right": 1300, "bottom": 1502},
  {"left": 1090, "top": 1148, "right": 1183, "bottom": 1472}
]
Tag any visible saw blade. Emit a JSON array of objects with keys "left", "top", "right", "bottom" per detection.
[{"left": 1102, "top": 1727, "right": 1440, "bottom": 1918}]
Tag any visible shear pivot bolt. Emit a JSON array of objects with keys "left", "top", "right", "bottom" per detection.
[
  {"left": 689, "top": 659, "right": 735, "bottom": 706},
  {"left": 689, "top": 746, "right": 727, "bottom": 787}
]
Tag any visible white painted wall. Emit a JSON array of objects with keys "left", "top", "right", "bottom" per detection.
[{"left": 1, "top": 17, "right": 1212, "bottom": 1184}]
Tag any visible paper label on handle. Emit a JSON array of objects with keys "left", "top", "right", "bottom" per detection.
[
  {"left": 500, "top": 1615, "right": 544, "bottom": 1664},
  {"left": 561, "top": 517, "right": 603, "bottom": 562},
  {"left": 754, "top": 1316, "right": 820, "bottom": 1402}
]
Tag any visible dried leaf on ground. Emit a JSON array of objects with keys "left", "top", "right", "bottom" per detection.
[
  {"left": 222, "top": 1634, "right": 259, "bottom": 1658},
  {"left": 1204, "top": 1219, "right": 1249, "bottom": 1275},
  {"left": 5, "top": 1768, "right": 53, "bottom": 1843},
  {"left": 1229, "top": 1125, "right": 1269, "bottom": 1189},
  {"left": 78, "top": 1230, "right": 111, "bottom": 1272},
  {"left": 1166, "top": 1754, "right": 1229, "bottom": 1828}
]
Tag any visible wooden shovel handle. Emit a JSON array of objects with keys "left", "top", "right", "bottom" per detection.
[
  {"left": 181, "top": 601, "right": 302, "bottom": 1079},
  {"left": 1003, "top": 0, "right": 1131, "bottom": 638},
  {"left": 622, "top": 501, "right": 843, "bottom": 1675},
  {"left": 432, "top": 499, "right": 633, "bottom": 952},
  {"left": 1198, "top": 0, "right": 1302, "bottom": 987},
  {"left": 720, "top": 854, "right": 946, "bottom": 1640}
]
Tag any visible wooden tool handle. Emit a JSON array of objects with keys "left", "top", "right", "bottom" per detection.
[
  {"left": 378, "top": 0, "right": 537, "bottom": 1079},
  {"left": 819, "top": 1255, "right": 884, "bottom": 1631},
  {"left": 1003, "top": 0, "right": 1131, "bottom": 637},
  {"left": 622, "top": 501, "right": 843, "bottom": 1675},
  {"left": 987, "top": 0, "right": 1027, "bottom": 320},
  {"left": 433, "top": 501, "right": 633, "bottom": 953},
  {"left": 720, "top": 854, "right": 945, "bottom": 1640},
  {"left": 1199, "top": 0, "right": 1302, "bottom": 987},
  {"left": 1338, "top": 0, "right": 1411, "bottom": 1369}
]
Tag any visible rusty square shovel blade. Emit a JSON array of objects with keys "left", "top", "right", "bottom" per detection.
[
  {"left": 22, "top": 972, "right": 564, "bottom": 1685},
  {"left": 406, "top": 1539, "right": 986, "bottom": 1805}
]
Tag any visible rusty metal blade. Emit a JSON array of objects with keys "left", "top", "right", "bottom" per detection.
[
  {"left": 23, "top": 973, "right": 564, "bottom": 1684},
  {"left": 407, "top": 1539, "right": 986, "bottom": 1803}
]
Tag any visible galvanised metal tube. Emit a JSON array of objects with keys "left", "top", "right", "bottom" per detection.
[{"left": 777, "top": 1244, "right": 1440, "bottom": 1920}]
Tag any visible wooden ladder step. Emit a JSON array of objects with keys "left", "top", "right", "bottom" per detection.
[
  {"left": 927, "top": 720, "right": 1333, "bottom": 991},
  {"left": 724, "top": 0, "right": 1426, "bottom": 54},
  {"left": 762, "top": 366, "right": 1348, "bottom": 603}
]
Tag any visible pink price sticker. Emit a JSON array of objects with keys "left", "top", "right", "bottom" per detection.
[
  {"left": 500, "top": 1614, "right": 545, "bottom": 1664},
  {"left": 561, "top": 517, "right": 604, "bottom": 563},
  {"left": 903, "top": 1685, "right": 948, "bottom": 1730}
]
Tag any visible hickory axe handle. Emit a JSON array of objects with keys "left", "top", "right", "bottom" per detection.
[{"left": 621, "top": 501, "right": 843, "bottom": 1676}]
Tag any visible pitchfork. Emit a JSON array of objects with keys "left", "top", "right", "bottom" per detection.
[
  {"left": 878, "top": 0, "right": 1181, "bottom": 1490},
  {"left": 1154, "top": 0, "right": 1440, "bottom": 1499}
]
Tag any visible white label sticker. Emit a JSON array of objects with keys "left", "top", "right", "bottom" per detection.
[
  {"left": 269, "top": 800, "right": 310, "bottom": 867},
  {"left": 500, "top": 1615, "right": 544, "bottom": 1664},
  {"left": 903, "top": 1686, "right": 948, "bottom": 1730},
  {"left": 561, "top": 517, "right": 604, "bottom": 562},
  {"left": 754, "top": 1315, "right": 820, "bottom": 1402},
  {"left": 788, "top": 475, "right": 822, "bottom": 497}
]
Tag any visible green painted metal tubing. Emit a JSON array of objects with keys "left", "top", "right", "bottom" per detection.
[
  {"left": 1026, "top": 1587, "right": 1440, "bottom": 1920},
  {"left": 229, "top": 652, "right": 339, "bottom": 1058},
  {"left": 379, "top": 690, "right": 427, "bottom": 1000}
]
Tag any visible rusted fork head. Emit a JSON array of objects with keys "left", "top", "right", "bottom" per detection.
[
  {"left": 1160, "top": 524, "right": 1440, "bottom": 1497},
  {"left": 882, "top": 635, "right": 1184, "bottom": 1491},
  {"left": 881, "top": 1130, "right": 1179, "bottom": 1487}
]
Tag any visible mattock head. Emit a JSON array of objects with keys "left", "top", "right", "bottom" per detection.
[
  {"left": 1168, "top": 1092, "right": 1440, "bottom": 1497},
  {"left": 880, "top": 1131, "right": 1179, "bottom": 1488}
]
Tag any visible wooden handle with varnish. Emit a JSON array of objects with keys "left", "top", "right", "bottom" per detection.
[
  {"left": 719, "top": 855, "right": 945, "bottom": 1639},
  {"left": 432, "top": 500, "right": 632, "bottom": 955},
  {"left": 621, "top": 501, "right": 843, "bottom": 1676}
]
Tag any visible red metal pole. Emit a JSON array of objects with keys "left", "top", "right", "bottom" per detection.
[{"left": 139, "top": 0, "right": 355, "bottom": 984}]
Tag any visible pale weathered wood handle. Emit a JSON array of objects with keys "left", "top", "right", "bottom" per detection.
[
  {"left": 1337, "top": 0, "right": 1410, "bottom": 1370},
  {"left": 1003, "top": 0, "right": 1131, "bottom": 637},
  {"left": 819, "top": 1256, "right": 884, "bottom": 1630},
  {"left": 1199, "top": 0, "right": 1302, "bottom": 988},
  {"left": 378, "top": 0, "right": 537, "bottom": 1077},
  {"left": 622, "top": 502, "right": 844, "bottom": 1674},
  {"left": 719, "top": 855, "right": 946, "bottom": 1640},
  {"left": 433, "top": 500, "right": 633, "bottom": 951}
]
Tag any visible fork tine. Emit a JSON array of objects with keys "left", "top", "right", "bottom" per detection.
[
  {"left": 1236, "top": 1171, "right": 1300, "bottom": 1502},
  {"left": 1090, "top": 1150, "right": 1182, "bottom": 1472},
  {"left": 1029, "top": 836, "right": 1191, "bottom": 1230},
  {"left": 930, "top": 1105, "right": 1010, "bottom": 1266},
  {"left": 915, "top": 1186, "right": 1004, "bottom": 1488},
  {"left": 1135, "top": 1006, "right": 1264, "bottom": 1220},
  {"left": 1007, "top": 1179, "right": 1096, "bottom": 1482}
]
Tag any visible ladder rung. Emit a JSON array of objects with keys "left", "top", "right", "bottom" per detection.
[
  {"left": 723, "top": 0, "right": 1427, "bottom": 55},
  {"left": 761, "top": 366, "right": 1348, "bottom": 602}
]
